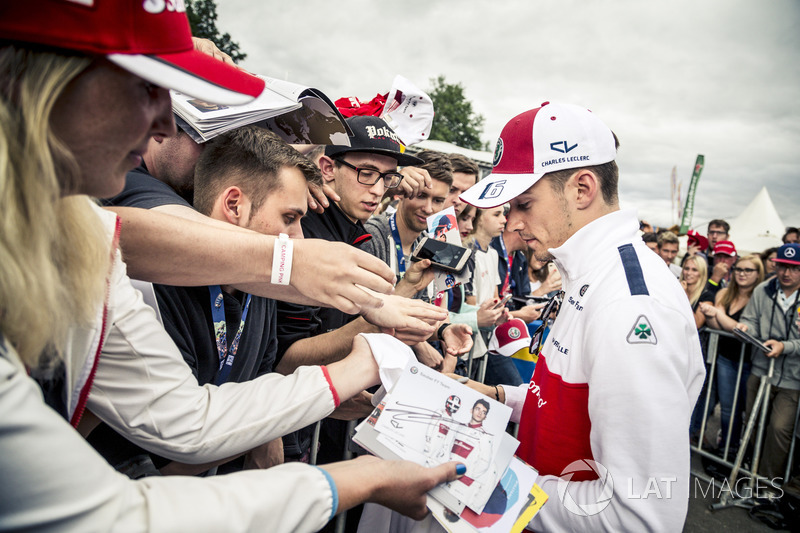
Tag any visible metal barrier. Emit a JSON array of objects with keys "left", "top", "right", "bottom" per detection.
[{"left": 691, "top": 328, "right": 800, "bottom": 511}]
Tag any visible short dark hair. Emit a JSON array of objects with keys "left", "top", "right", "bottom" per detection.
[
  {"left": 447, "top": 153, "right": 480, "bottom": 177},
  {"left": 541, "top": 132, "right": 620, "bottom": 205},
  {"left": 783, "top": 227, "right": 799, "bottom": 244},
  {"left": 416, "top": 150, "right": 453, "bottom": 187},
  {"left": 642, "top": 232, "right": 658, "bottom": 244},
  {"left": 474, "top": 399, "right": 490, "bottom": 413},
  {"left": 193, "top": 126, "right": 321, "bottom": 216},
  {"left": 707, "top": 219, "right": 730, "bottom": 234}
]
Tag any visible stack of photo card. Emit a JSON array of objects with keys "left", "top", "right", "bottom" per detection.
[
  {"left": 354, "top": 361, "right": 546, "bottom": 525},
  {"left": 172, "top": 75, "right": 351, "bottom": 145}
]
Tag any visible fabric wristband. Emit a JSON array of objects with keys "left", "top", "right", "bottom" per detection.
[{"left": 270, "top": 233, "right": 293, "bottom": 286}]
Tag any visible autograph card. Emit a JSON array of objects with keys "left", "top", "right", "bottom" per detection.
[
  {"left": 371, "top": 362, "right": 515, "bottom": 512},
  {"left": 429, "top": 457, "right": 547, "bottom": 533}
]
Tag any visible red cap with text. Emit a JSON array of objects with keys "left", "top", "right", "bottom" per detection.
[
  {"left": 0, "top": 0, "right": 264, "bottom": 106},
  {"left": 460, "top": 102, "right": 616, "bottom": 208},
  {"left": 713, "top": 240, "right": 737, "bottom": 256}
]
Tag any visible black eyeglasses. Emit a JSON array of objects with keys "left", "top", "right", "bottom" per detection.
[
  {"left": 529, "top": 291, "right": 565, "bottom": 356},
  {"left": 732, "top": 267, "right": 758, "bottom": 274},
  {"left": 336, "top": 159, "right": 404, "bottom": 189},
  {"left": 776, "top": 263, "right": 800, "bottom": 273}
]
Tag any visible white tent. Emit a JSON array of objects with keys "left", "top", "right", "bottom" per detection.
[{"left": 728, "top": 186, "right": 785, "bottom": 255}]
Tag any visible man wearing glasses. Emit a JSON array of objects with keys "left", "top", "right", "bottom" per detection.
[
  {"left": 460, "top": 102, "right": 705, "bottom": 531},
  {"left": 739, "top": 242, "right": 800, "bottom": 483}
]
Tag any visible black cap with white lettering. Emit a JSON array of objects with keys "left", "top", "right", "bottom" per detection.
[{"left": 325, "top": 116, "right": 423, "bottom": 167}]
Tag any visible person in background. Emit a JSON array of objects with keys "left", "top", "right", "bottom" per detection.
[
  {"left": 642, "top": 231, "right": 658, "bottom": 252},
  {"left": 783, "top": 227, "right": 799, "bottom": 244},
  {"left": 526, "top": 250, "right": 562, "bottom": 298},
  {"left": 680, "top": 255, "right": 710, "bottom": 328},
  {"left": 700, "top": 255, "right": 764, "bottom": 456},
  {"left": 739, "top": 243, "right": 800, "bottom": 482},
  {"left": 707, "top": 219, "right": 731, "bottom": 256},
  {"left": 706, "top": 240, "right": 738, "bottom": 298},
  {"left": 761, "top": 246, "right": 779, "bottom": 280},
  {"left": 657, "top": 230, "right": 682, "bottom": 277}
]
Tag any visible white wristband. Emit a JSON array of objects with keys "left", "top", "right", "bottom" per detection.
[{"left": 271, "top": 233, "right": 293, "bottom": 286}]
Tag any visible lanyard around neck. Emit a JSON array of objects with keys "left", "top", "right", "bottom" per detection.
[
  {"left": 499, "top": 235, "right": 513, "bottom": 295},
  {"left": 209, "top": 286, "right": 252, "bottom": 385},
  {"left": 389, "top": 213, "right": 406, "bottom": 276}
]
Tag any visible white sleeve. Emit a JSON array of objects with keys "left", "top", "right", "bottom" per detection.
[
  {"left": 504, "top": 383, "right": 528, "bottom": 424},
  {"left": 488, "top": 249, "right": 501, "bottom": 286},
  {"left": 88, "top": 256, "right": 338, "bottom": 463},
  {"left": 0, "top": 351, "right": 335, "bottom": 533},
  {"left": 529, "top": 298, "right": 703, "bottom": 532}
]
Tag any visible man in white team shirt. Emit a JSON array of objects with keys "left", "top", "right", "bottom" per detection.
[{"left": 460, "top": 102, "right": 705, "bottom": 531}]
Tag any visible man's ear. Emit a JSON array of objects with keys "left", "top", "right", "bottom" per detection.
[
  {"left": 219, "top": 186, "right": 247, "bottom": 226},
  {"left": 318, "top": 155, "right": 337, "bottom": 184},
  {"left": 571, "top": 170, "right": 600, "bottom": 210}
]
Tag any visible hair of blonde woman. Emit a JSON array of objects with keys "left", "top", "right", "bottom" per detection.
[
  {"left": 0, "top": 46, "right": 109, "bottom": 371},
  {"left": 718, "top": 254, "right": 764, "bottom": 311},
  {"left": 680, "top": 255, "right": 708, "bottom": 307}
]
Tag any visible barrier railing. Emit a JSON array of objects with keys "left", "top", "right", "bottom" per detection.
[{"left": 691, "top": 328, "right": 799, "bottom": 511}]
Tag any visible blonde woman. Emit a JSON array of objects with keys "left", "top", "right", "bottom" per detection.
[
  {"left": 0, "top": 3, "right": 459, "bottom": 531},
  {"left": 680, "top": 254, "right": 709, "bottom": 328},
  {"left": 700, "top": 255, "right": 764, "bottom": 452}
]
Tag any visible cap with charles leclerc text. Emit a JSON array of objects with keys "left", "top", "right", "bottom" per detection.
[
  {"left": 460, "top": 102, "right": 616, "bottom": 209},
  {"left": 0, "top": 0, "right": 265, "bottom": 106}
]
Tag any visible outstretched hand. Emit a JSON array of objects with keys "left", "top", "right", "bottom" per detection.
[
  {"left": 362, "top": 290, "right": 448, "bottom": 342},
  {"left": 321, "top": 455, "right": 465, "bottom": 520},
  {"left": 396, "top": 259, "right": 435, "bottom": 298},
  {"left": 292, "top": 239, "right": 395, "bottom": 315},
  {"left": 441, "top": 323, "right": 473, "bottom": 356}
]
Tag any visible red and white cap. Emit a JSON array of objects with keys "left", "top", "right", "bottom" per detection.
[
  {"left": 713, "top": 240, "right": 737, "bottom": 257},
  {"left": 460, "top": 102, "right": 616, "bottom": 208},
  {"left": 0, "top": 0, "right": 265, "bottom": 106},
  {"left": 488, "top": 318, "right": 531, "bottom": 357}
]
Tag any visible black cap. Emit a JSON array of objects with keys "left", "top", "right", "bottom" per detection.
[{"left": 325, "top": 116, "right": 424, "bottom": 167}]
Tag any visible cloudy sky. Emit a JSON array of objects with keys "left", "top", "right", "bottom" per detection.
[{"left": 217, "top": 0, "right": 800, "bottom": 231}]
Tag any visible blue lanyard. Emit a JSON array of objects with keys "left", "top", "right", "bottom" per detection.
[
  {"left": 498, "top": 235, "right": 513, "bottom": 295},
  {"left": 389, "top": 213, "right": 406, "bottom": 276},
  {"left": 209, "top": 286, "right": 252, "bottom": 386}
]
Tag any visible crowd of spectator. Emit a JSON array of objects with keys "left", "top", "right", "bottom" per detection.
[
  {"left": 642, "top": 218, "right": 800, "bottom": 505},
  {"left": 1, "top": 2, "right": 795, "bottom": 530}
]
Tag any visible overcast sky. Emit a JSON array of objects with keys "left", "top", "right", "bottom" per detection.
[{"left": 217, "top": 0, "right": 800, "bottom": 231}]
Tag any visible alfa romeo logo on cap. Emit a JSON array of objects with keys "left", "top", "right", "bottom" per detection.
[
  {"left": 508, "top": 327, "right": 521, "bottom": 339},
  {"left": 493, "top": 138, "right": 504, "bottom": 167}
]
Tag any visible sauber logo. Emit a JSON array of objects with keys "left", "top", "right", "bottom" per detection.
[{"left": 550, "top": 140, "right": 578, "bottom": 153}]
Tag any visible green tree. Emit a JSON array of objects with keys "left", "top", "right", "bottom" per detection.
[
  {"left": 427, "top": 76, "right": 487, "bottom": 151},
  {"left": 186, "top": 0, "right": 246, "bottom": 63}
]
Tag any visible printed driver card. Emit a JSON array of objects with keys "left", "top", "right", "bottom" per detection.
[
  {"left": 370, "top": 361, "right": 517, "bottom": 513},
  {"left": 428, "top": 456, "right": 548, "bottom": 533},
  {"left": 426, "top": 206, "right": 472, "bottom": 294}
]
